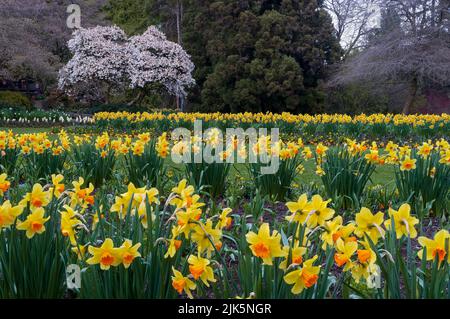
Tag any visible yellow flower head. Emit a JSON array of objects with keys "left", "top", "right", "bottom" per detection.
[
  {"left": 316, "top": 143, "right": 328, "bottom": 157},
  {"left": 315, "top": 165, "right": 325, "bottom": 176},
  {"left": 285, "top": 194, "right": 308, "bottom": 223},
  {"left": 132, "top": 141, "right": 145, "bottom": 156},
  {"left": 191, "top": 220, "right": 222, "bottom": 257},
  {"left": 246, "top": 223, "right": 284, "bottom": 265},
  {"left": 51, "top": 174, "right": 65, "bottom": 198},
  {"left": 334, "top": 238, "right": 357, "bottom": 271},
  {"left": 400, "top": 157, "right": 417, "bottom": 171},
  {"left": 217, "top": 208, "right": 233, "bottom": 229},
  {"left": 71, "top": 177, "right": 95, "bottom": 207},
  {"left": 417, "top": 142, "right": 433, "bottom": 158},
  {"left": 86, "top": 238, "right": 122, "bottom": 270},
  {"left": 188, "top": 255, "right": 216, "bottom": 287},
  {"left": 354, "top": 207, "right": 385, "bottom": 244},
  {"left": 279, "top": 241, "right": 307, "bottom": 270},
  {"left": 384, "top": 204, "right": 419, "bottom": 239},
  {"left": 283, "top": 255, "right": 320, "bottom": 294},
  {"left": 21, "top": 183, "right": 51, "bottom": 209},
  {"left": 118, "top": 239, "right": 142, "bottom": 269},
  {"left": 171, "top": 267, "right": 196, "bottom": 299},
  {"left": 164, "top": 226, "right": 183, "bottom": 259},
  {"left": 0, "top": 200, "right": 24, "bottom": 229},
  {"left": 60, "top": 205, "right": 82, "bottom": 245},
  {"left": 321, "top": 216, "right": 356, "bottom": 250},
  {"left": 16, "top": 207, "right": 50, "bottom": 239},
  {"left": 0, "top": 173, "right": 11, "bottom": 196},
  {"left": 418, "top": 230, "right": 449, "bottom": 264},
  {"left": 303, "top": 195, "right": 335, "bottom": 228}
]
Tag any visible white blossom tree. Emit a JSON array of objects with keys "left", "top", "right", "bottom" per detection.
[
  {"left": 59, "top": 25, "right": 195, "bottom": 105},
  {"left": 127, "top": 26, "right": 195, "bottom": 105},
  {"left": 58, "top": 26, "right": 129, "bottom": 103}
]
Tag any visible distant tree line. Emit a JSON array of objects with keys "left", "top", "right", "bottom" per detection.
[{"left": 0, "top": 0, "right": 448, "bottom": 113}]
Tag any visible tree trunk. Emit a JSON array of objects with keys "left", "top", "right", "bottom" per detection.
[
  {"left": 176, "top": 0, "right": 185, "bottom": 112},
  {"left": 402, "top": 77, "right": 418, "bottom": 115},
  {"left": 431, "top": 0, "right": 436, "bottom": 28},
  {"left": 128, "top": 90, "right": 145, "bottom": 106},
  {"left": 105, "top": 85, "right": 111, "bottom": 104}
]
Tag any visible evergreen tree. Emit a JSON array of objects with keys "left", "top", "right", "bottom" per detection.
[
  {"left": 106, "top": 0, "right": 342, "bottom": 112},
  {"left": 106, "top": 0, "right": 174, "bottom": 36},
  {"left": 182, "top": 0, "right": 341, "bottom": 112}
]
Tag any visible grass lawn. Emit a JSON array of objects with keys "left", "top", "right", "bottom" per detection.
[{"left": 0, "top": 127, "right": 56, "bottom": 134}]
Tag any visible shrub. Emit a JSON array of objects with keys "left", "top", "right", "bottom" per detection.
[{"left": 0, "top": 91, "right": 33, "bottom": 110}]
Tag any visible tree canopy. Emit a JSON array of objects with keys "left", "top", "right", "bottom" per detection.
[
  {"left": 107, "top": 0, "right": 342, "bottom": 113},
  {"left": 332, "top": 0, "right": 450, "bottom": 114},
  {"left": 0, "top": 0, "right": 106, "bottom": 90}
]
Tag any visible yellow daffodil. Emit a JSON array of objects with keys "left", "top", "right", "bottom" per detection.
[
  {"left": 321, "top": 216, "right": 356, "bottom": 250},
  {"left": 51, "top": 174, "right": 65, "bottom": 198},
  {"left": 315, "top": 165, "right": 325, "bottom": 176},
  {"left": 384, "top": 204, "right": 419, "bottom": 239},
  {"left": 86, "top": 238, "right": 122, "bottom": 270},
  {"left": 16, "top": 207, "right": 50, "bottom": 238},
  {"left": 354, "top": 207, "right": 385, "bottom": 243},
  {"left": 365, "top": 150, "right": 380, "bottom": 164},
  {"left": 132, "top": 141, "right": 145, "bottom": 156},
  {"left": 350, "top": 240, "right": 378, "bottom": 285},
  {"left": 138, "top": 132, "right": 151, "bottom": 143},
  {"left": 316, "top": 143, "right": 328, "bottom": 157},
  {"left": 303, "top": 195, "right": 335, "bottom": 228},
  {"left": 191, "top": 220, "right": 222, "bottom": 257},
  {"left": 279, "top": 242, "right": 307, "bottom": 270},
  {"left": 165, "top": 226, "right": 183, "bottom": 259},
  {"left": 285, "top": 194, "right": 308, "bottom": 223},
  {"left": 418, "top": 142, "right": 433, "bottom": 158},
  {"left": 439, "top": 149, "right": 450, "bottom": 165},
  {"left": 400, "top": 157, "right": 417, "bottom": 171},
  {"left": 118, "top": 239, "right": 141, "bottom": 269},
  {"left": 71, "top": 177, "right": 95, "bottom": 207},
  {"left": 188, "top": 255, "right": 216, "bottom": 287},
  {"left": 0, "top": 200, "right": 24, "bottom": 229},
  {"left": 217, "top": 208, "right": 233, "bottom": 229},
  {"left": 0, "top": 173, "right": 11, "bottom": 196},
  {"left": 283, "top": 255, "right": 320, "bottom": 294},
  {"left": 171, "top": 267, "right": 196, "bottom": 299},
  {"left": 176, "top": 207, "right": 202, "bottom": 237},
  {"left": 334, "top": 238, "right": 357, "bottom": 270},
  {"left": 418, "top": 230, "right": 449, "bottom": 264},
  {"left": 60, "top": 206, "right": 82, "bottom": 245},
  {"left": 246, "top": 223, "right": 284, "bottom": 265},
  {"left": 20, "top": 183, "right": 51, "bottom": 209}
]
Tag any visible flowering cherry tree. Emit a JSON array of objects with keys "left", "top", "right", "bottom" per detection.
[
  {"left": 58, "top": 26, "right": 129, "bottom": 103},
  {"left": 127, "top": 26, "right": 195, "bottom": 99},
  {"left": 58, "top": 25, "right": 195, "bottom": 104}
]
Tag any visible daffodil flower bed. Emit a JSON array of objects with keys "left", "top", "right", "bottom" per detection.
[
  {"left": 0, "top": 130, "right": 449, "bottom": 213},
  {"left": 92, "top": 112, "right": 450, "bottom": 142},
  {"left": 0, "top": 174, "right": 448, "bottom": 299},
  {"left": 0, "top": 129, "right": 448, "bottom": 298}
]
